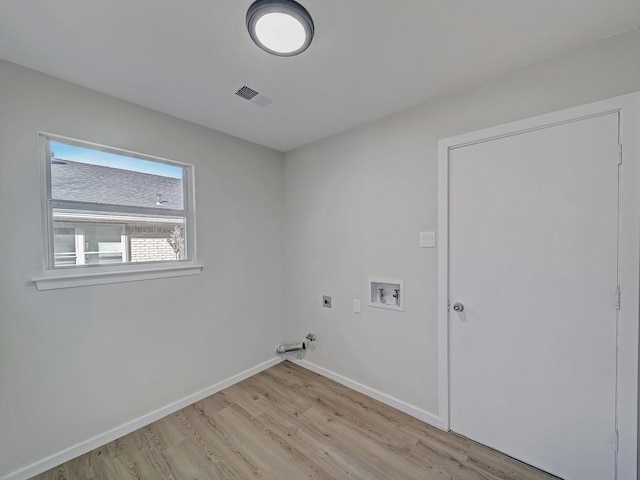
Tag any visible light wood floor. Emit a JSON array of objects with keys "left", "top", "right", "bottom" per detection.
[{"left": 31, "top": 361, "right": 559, "bottom": 480}]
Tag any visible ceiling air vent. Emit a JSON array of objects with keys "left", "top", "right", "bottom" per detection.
[{"left": 234, "top": 85, "right": 274, "bottom": 107}]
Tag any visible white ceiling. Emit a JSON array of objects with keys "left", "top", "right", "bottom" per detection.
[{"left": 1, "top": 1, "right": 639, "bottom": 152}]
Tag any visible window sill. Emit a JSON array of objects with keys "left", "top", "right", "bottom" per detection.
[{"left": 31, "top": 264, "right": 204, "bottom": 291}]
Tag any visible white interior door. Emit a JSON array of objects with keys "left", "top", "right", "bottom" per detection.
[{"left": 448, "top": 113, "right": 619, "bottom": 480}]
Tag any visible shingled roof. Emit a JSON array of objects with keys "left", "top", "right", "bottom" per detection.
[{"left": 51, "top": 159, "right": 183, "bottom": 210}]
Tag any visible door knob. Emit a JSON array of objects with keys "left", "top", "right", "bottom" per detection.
[{"left": 452, "top": 302, "right": 464, "bottom": 312}]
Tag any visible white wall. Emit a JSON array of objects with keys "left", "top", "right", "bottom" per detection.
[
  {"left": 284, "top": 28, "right": 640, "bottom": 419},
  {"left": 0, "top": 59, "right": 284, "bottom": 478}
]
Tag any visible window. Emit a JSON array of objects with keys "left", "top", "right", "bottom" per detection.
[{"left": 33, "top": 134, "right": 202, "bottom": 290}]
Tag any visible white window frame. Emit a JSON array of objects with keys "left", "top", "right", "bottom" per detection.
[{"left": 32, "top": 133, "right": 203, "bottom": 290}]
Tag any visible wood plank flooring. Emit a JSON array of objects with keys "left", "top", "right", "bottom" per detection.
[{"left": 31, "top": 361, "right": 559, "bottom": 480}]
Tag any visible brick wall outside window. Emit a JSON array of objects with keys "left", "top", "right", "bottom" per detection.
[{"left": 130, "top": 237, "right": 178, "bottom": 262}]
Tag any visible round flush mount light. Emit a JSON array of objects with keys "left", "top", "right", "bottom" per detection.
[{"left": 246, "top": 0, "right": 314, "bottom": 57}]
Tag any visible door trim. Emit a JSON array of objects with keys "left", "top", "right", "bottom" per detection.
[{"left": 437, "top": 92, "right": 640, "bottom": 480}]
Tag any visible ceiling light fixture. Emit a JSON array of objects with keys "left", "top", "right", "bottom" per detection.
[{"left": 246, "top": 0, "right": 314, "bottom": 57}]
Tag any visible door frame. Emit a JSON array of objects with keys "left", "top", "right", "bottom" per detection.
[{"left": 437, "top": 92, "right": 640, "bottom": 479}]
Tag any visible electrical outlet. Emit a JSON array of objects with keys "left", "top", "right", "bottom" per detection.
[{"left": 322, "top": 295, "right": 332, "bottom": 308}]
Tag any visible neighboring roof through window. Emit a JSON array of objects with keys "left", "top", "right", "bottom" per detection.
[{"left": 50, "top": 159, "right": 184, "bottom": 209}]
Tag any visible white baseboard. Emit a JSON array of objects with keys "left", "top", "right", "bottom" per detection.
[
  {"left": 4, "top": 356, "right": 444, "bottom": 480},
  {"left": 1, "top": 357, "right": 283, "bottom": 480},
  {"left": 292, "top": 359, "right": 446, "bottom": 430}
]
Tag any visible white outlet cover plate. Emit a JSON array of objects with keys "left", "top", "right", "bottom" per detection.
[{"left": 420, "top": 231, "right": 436, "bottom": 247}]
